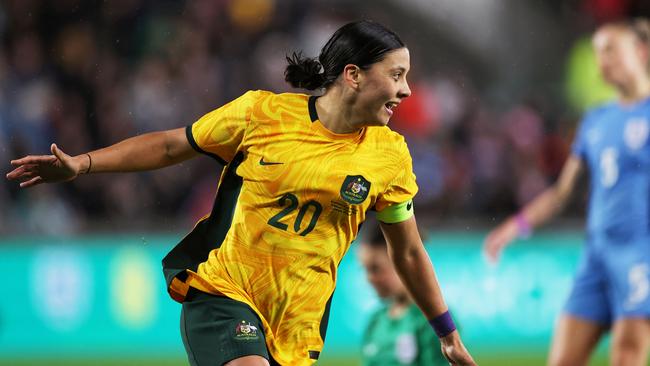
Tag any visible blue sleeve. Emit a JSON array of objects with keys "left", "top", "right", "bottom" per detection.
[{"left": 571, "top": 111, "right": 594, "bottom": 161}]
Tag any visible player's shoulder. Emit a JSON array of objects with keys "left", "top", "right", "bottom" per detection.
[
  {"left": 273, "top": 91, "right": 310, "bottom": 102},
  {"left": 244, "top": 90, "right": 308, "bottom": 103},
  {"left": 236, "top": 89, "right": 273, "bottom": 103},
  {"left": 583, "top": 101, "right": 619, "bottom": 122},
  {"left": 365, "top": 304, "right": 390, "bottom": 330},
  {"left": 365, "top": 126, "right": 410, "bottom": 158},
  {"left": 573, "top": 102, "right": 615, "bottom": 135},
  {"left": 243, "top": 90, "right": 310, "bottom": 113},
  {"left": 366, "top": 125, "right": 404, "bottom": 140}
]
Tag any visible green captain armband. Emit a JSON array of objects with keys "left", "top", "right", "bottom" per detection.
[{"left": 376, "top": 200, "right": 414, "bottom": 224}]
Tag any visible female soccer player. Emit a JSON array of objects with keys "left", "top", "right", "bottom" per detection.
[
  {"left": 484, "top": 18, "right": 650, "bottom": 366},
  {"left": 359, "top": 228, "right": 449, "bottom": 366},
  {"left": 7, "top": 20, "right": 475, "bottom": 366}
]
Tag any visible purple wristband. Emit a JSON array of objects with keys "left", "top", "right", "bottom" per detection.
[
  {"left": 515, "top": 212, "right": 531, "bottom": 238},
  {"left": 429, "top": 310, "right": 456, "bottom": 338}
]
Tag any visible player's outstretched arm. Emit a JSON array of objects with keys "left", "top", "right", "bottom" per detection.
[
  {"left": 380, "top": 217, "right": 477, "bottom": 366},
  {"left": 6, "top": 127, "right": 197, "bottom": 188},
  {"left": 483, "top": 155, "right": 584, "bottom": 263}
]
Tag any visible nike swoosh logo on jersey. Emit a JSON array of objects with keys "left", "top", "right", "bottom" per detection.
[
  {"left": 259, "top": 157, "right": 283, "bottom": 165},
  {"left": 407, "top": 201, "right": 413, "bottom": 211}
]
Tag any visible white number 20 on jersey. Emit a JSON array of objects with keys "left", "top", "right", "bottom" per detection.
[{"left": 600, "top": 147, "right": 619, "bottom": 188}]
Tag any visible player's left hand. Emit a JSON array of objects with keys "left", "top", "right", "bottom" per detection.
[
  {"left": 440, "top": 331, "right": 477, "bottom": 365},
  {"left": 6, "top": 143, "right": 84, "bottom": 188},
  {"left": 483, "top": 216, "right": 518, "bottom": 264}
]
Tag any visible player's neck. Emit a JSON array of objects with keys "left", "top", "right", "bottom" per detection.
[
  {"left": 617, "top": 76, "right": 650, "bottom": 105},
  {"left": 315, "top": 89, "right": 364, "bottom": 134},
  {"left": 388, "top": 294, "right": 412, "bottom": 318}
]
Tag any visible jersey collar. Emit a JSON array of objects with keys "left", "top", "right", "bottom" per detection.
[{"left": 308, "top": 95, "right": 319, "bottom": 122}]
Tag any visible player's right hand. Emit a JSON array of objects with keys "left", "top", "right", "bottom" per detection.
[
  {"left": 440, "top": 331, "right": 477, "bottom": 365},
  {"left": 6, "top": 143, "right": 85, "bottom": 188},
  {"left": 483, "top": 217, "right": 518, "bottom": 264}
]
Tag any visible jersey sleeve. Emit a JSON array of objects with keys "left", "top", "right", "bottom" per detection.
[
  {"left": 187, "top": 90, "right": 263, "bottom": 163},
  {"left": 375, "top": 143, "right": 418, "bottom": 219},
  {"left": 571, "top": 110, "right": 595, "bottom": 161}
]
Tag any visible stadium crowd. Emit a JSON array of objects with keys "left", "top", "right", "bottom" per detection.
[{"left": 2, "top": 0, "right": 629, "bottom": 235}]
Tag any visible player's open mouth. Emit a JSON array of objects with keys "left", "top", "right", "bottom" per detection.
[{"left": 385, "top": 101, "right": 399, "bottom": 116}]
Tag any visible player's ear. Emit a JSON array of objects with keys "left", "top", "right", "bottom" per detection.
[{"left": 342, "top": 64, "right": 361, "bottom": 90}]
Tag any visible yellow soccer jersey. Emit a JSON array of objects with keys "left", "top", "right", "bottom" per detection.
[{"left": 162, "top": 90, "right": 418, "bottom": 365}]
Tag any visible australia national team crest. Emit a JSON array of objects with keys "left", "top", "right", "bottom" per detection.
[
  {"left": 624, "top": 118, "right": 649, "bottom": 151},
  {"left": 340, "top": 175, "right": 371, "bottom": 204},
  {"left": 234, "top": 320, "right": 259, "bottom": 341}
]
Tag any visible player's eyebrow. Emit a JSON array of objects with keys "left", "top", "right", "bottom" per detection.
[{"left": 390, "top": 66, "right": 407, "bottom": 72}]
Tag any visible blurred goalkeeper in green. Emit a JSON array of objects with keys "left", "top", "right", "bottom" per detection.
[{"left": 359, "top": 228, "right": 449, "bottom": 366}]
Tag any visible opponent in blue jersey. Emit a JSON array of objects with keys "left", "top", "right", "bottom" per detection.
[{"left": 484, "top": 19, "right": 650, "bottom": 366}]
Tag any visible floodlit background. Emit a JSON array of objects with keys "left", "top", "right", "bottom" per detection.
[{"left": 1, "top": 0, "right": 649, "bottom": 365}]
